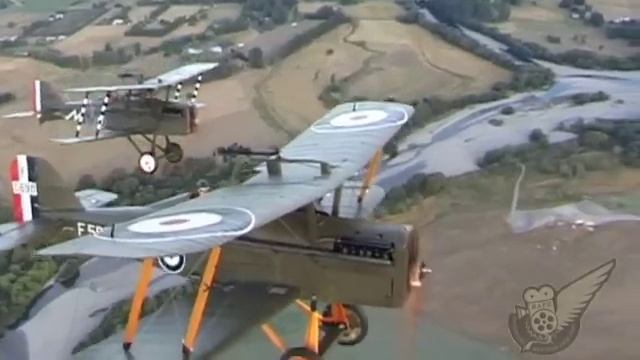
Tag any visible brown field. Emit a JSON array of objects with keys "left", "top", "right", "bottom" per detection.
[
  {"left": 496, "top": 0, "right": 638, "bottom": 57},
  {"left": 298, "top": 0, "right": 400, "bottom": 20},
  {"left": 157, "top": 5, "right": 201, "bottom": 22},
  {"left": 259, "top": 23, "right": 370, "bottom": 132},
  {"left": 342, "top": 1, "right": 401, "bottom": 20},
  {"left": 0, "top": 10, "right": 46, "bottom": 37},
  {"left": 0, "top": 56, "right": 287, "bottom": 198},
  {"left": 346, "top": 20, "right": 511, "bottom": 101},
  {"left": 54, "top": 25, "right": 127, "bottom": 55},
  {"left": 128, "top": 6, "right": 155, "bottom": 22},
  {"left": 260, "top": 12, "right": 510, "bottom": 132},
  {"left": 297, "top": 1, "right": 336, "bottom": 14},
  {"left": 398, "top": 166, "right": 640, "bottom": 360},
  {"left": 588, "top": 0, "right": 640, "bottom": 19},
  {"left": 208, "top": 3, "right": 242, "bottom": 21}
]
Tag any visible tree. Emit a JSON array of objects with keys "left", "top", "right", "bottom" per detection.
[
  {"left": 590, "top": 12, "right": 604, "bottom": 27},
  {"left": 501, "top": 106, "right": 515, "bottom": 115},
  {"left": 248, "top": 47, "right": 264, "bottom": 68},
  {"left": 272, "top": 4, "right": 289, "bottom": 25},
  {"left": 75, "top": 174, "right": 97, "bottom": 191},
  {"left": 529, "top": 128, "right": 548, "bottom": 145},
  {"left": 580, "top": 130, "right": 610, "bottom": 149}
]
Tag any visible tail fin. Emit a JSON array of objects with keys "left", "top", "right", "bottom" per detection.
[
  {"left": 10, "top": 155, "right": 82, "bottom": 223},
  {"left": 33, "top": 79, "right": 66, "bottom": 124}
]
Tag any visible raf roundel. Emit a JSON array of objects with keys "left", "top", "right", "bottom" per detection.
[
  {"left": 311, "top": 106, "right": 408, "bottom": 133},
  {"left": 127, "top": 212, "right": 223, "bottom": 233},
  {"left": 111, "top": 207, "right": 256, "bottom": 243}
]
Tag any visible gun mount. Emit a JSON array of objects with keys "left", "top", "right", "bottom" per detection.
[{"left": 216, "top": 144, "right": 335, "bottom": 177}]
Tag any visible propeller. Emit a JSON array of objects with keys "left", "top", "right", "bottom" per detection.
[{"left": 95, "top": 91, "right": 111, "bottom": 138}]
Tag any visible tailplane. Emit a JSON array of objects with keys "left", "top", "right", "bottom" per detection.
[{"left": 1, "top": 80, "right": 67, "bottom": 121}]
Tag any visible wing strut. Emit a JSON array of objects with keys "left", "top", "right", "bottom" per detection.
[
  {"left": 123, "top": 257, "right": 156, "bottom": 351},
  {"left": 182, "top": 247, "right": 223, "bottom": 358},
  {"left": 357, "top": 149, "right": 383, "bottom": 203}
]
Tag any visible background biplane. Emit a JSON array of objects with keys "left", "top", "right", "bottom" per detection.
[
  {"left": 3, "top": 63, "right": 219, "bottom": 174},
  {"left": 12, "top": 101, "right": 426, "bottom": 359}
]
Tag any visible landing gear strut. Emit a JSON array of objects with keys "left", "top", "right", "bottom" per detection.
[
  {"left": 128, "top": 135, "right": 184, "bottom": 174},
  {"left": 278, "top": 301, "right": 369, "bottom": 360}
]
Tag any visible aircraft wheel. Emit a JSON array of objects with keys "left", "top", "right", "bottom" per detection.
[
  {"left": 138, "top": 152, "right": 158, "bottom": 174},
  {"left": 280, "top": 347, "right": 320, "bottom": 360},
  {"left": 165, "top": 142, "right": 183, "bottom": 163},
  {"left": 333, "top": 305, "right": 368, "bottom": 346}
]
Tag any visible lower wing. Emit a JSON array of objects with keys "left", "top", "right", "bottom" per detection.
[
  {"left": 50, "top": 130, "right": 129, "bottom": 144},
  {"left": 73, "top": 282, "right": 299, "bottom": 359}
]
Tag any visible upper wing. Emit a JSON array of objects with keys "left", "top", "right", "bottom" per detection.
[
  {"left": 143, "top": 62, "right": 218, "bottom": 86},
  {"left": 72, "top": 282, "right": 298, "bottom": 360},
  {"left": 38, "top": 101, "right": 413, "bottom": 258},
  {"left": 65, "top": 63, "right": 218, "bottom": 94},
  {"left": 555, "top": 259, "right": 616, "bottom": 331},
  {"left": 65, "top": 83, "right": 163, "bottom": 93}
]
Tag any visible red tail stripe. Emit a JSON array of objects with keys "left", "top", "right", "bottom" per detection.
[{"left": 10, "top": 159, "right": 24, "bottom": 223}]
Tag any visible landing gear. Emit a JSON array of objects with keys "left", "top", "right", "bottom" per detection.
[
  {"left": 274, "top": 301, "right": 369, "bottom": 359},
  {"left": 325, "top": 304, "right": 368, "bottom": 346},
  {"left": 280, "top": 347, "right": 320, "bottom": 360},
  {"left": 165, "top": 142, "right": 184, "bottom": 163},
  {"left": 128, "top": 135, "right": 184, "bottom": 174},
  {"left": 138, "top": 152, "right": 158, "bottom": 174}
]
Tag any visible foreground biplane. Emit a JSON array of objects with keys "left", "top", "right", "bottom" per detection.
[
  {"left": 26, "top": 101, "right": 427, "bottom": 359},
  {"left": 3, "top": 62, "right": 219, "bottom": 174}
]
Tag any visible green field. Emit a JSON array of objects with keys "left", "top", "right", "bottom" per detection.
[{"left": 19, "top": 0, "right": 82, "bottom": 12}]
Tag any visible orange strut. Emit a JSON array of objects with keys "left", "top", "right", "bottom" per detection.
[
  {"left": 182, "top": 247, "right": 222, "bottom": 354},
  {"left": 304, "top": 298, "right": 321, "bottom": 353},
  {"left": 123, "top": 257, "right": 156, "bottom": 349},
  {"left": 358, "top": 149, "right": 383, "bottom": 203},
  {"left": 261, "top": 323, "right": 288, "bottom": 353}
]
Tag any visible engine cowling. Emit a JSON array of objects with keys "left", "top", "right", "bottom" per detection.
[{"left": 157, "top": 254, "right": 186, "bottom": 274}]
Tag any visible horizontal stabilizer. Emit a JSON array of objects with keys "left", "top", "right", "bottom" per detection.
[
  {"left": 0, "top": 220, "right": 50, "bottom": 251},
  {"left": 75, "top": 189, "right": 119, "bottom": 209},
  {"left": 3, "top": 111, "right": 35, "bottom": 119},
  {"left": 51, "top": 131, "right": 127, "bottom": 144}
]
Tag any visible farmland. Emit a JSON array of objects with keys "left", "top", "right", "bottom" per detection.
[
  {"left": 495, "top": 0, "right": 637, "bottom": 57},
  {"left": 28, "top": 8, "right": 107, "bottom": 37},
  {"left": 259, "top": 3, "right": 510, "bottom": 133},
  {"left": 0, "top": 10, "right": 45, "bottom": 37},
  {"left": 588, "top": 0, "right": 640, "bottom": 19}
]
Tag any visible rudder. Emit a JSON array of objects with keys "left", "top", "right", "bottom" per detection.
[{"left": 9, "top": 155, "right": 82, "bottom": 223}]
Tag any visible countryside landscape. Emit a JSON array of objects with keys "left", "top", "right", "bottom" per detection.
[{"left": 0, "top": 0, "right": 639, "bottom": 359}]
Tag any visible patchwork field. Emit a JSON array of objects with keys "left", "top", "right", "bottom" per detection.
[
  {"left": 0, "top": 9, "right": 45, "bottom": 37},
  {"left": 53, "top": 3, "right": 242, "bottom": 55},
  {"left": 496, "top": 0, "right": 638, "bottom": 57},
  {"left": 53, "top": 25, "right": 127, "bottom": 54},
  {"left": 259, "top": 12, "right": 510, "bottom": 132}
]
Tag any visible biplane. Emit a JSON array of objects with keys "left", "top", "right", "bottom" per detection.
[
  {"left": 12, "top": 101, "right": 427, "bottom": 359},
  {"left": 3, "top": 63, "right": 219, "bottom": 174}
]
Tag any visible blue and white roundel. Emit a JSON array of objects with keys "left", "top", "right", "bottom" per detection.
[
  {"left": 112, "top": 207, "right": 255, "bottom": 243},
  {"left": 311, "top": 107, "right": 408, "bottom": 133},
  {"left": 157, "top": 254, "right": 186, "bottom": 274}
]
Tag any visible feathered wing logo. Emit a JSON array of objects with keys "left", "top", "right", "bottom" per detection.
[{"left": 508, "top": 259, "right": 615, "bottom": 354}]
